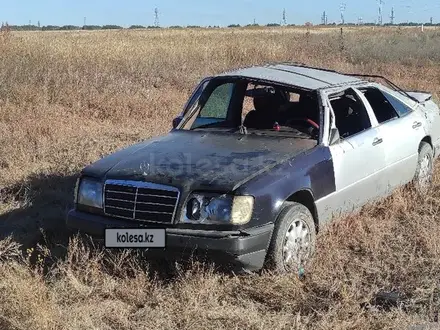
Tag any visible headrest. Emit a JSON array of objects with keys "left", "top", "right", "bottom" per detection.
[
  {"left": 246, "top": 86, "right": 290, "bottom": 102},
  {"left": 245, "top": 86, "right": 276, "bottom": 98}
]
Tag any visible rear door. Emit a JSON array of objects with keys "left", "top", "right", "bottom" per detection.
[
  {"left": 359, "top": 86, "right": 426, "bottom": 191},
  {"left": 316, "top": 88, "right": 386, "bottom": 220}
]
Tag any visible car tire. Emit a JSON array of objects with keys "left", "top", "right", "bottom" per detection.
[
  {"left": 413, "top": 142, "right": 434, "bottom": 193},
  {"left": 266, "top": 202, "right": 316, "bottom": 273}
]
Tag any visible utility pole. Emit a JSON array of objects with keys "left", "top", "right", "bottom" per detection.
[
  {"left": 321, "top": 11, "right": 328, "bottom": 25},
  {"left": 358, "top": 17, "right": 363, "bottom": 25},
  {"left": 390, "top": 7, "right": 395, "bottom": 25},
  {"left": 83, "top": 17, "right": 87, "bottom": 27},
  {"left": 430, "top": 17, "right": 433, "bottom": 25},
  {"left": 154, "top": 8, "right": 160, "bottom": 28},
  {"left": 340, "top": 3, "right": 346, "bottom": 25},
  {"left": 282, "top": 8, "right": 287, "bottom": 25},
  {"left": 377, "top": 0, "right": 384, "bottom": 25}
]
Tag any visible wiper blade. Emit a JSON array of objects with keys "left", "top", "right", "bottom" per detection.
[
  {"left": 246, "top": 130, "right": 313, "bottom": 139},
  {"left": 238, "top": 124, "right": 248, "bottom": 135},
  {"left": 192, "top": 122, "right": 224, "bottom": 129}
]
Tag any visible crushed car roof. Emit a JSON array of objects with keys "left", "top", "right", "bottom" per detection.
[{"left": 219, "top": 63, "right": 364, "bottom": 90}]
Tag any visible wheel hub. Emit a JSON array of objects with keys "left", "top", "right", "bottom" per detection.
[
  {"left": 282, "top": 218, "right": 311, "bottom": 269},
  {"left": 418, "top": 154, "right": 433, "bottom": 190}
]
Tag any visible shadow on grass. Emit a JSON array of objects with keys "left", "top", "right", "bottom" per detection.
[
  {"left": 0, "top": 173, "right": 226, "bottom": 281},
  {"left": 0, "top": 173, "right": 77, "bottom": 259}
]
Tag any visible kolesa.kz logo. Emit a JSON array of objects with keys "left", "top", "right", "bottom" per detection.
[{"left": 116, "top": 232, "right": 154, "bottom": 243}]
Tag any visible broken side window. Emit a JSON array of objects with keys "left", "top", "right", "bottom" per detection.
[
  {"left": 360, "top": 87, "right": 399, "bottom": 123},
  {"left": 381, "top": 91, "right": 413, "bottom": 117},
  {"left": 330, "top": 89, "right": 372, "bottom": 138}
]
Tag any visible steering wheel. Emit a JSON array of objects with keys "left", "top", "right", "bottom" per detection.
[{"left": 286, "top": 118, "right": 320, "bottom": 130}]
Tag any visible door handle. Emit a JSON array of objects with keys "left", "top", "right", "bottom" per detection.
[
  {"left": 372, "top": 137, "right": 383, "bottom": 146},
  {"left": 412, "top": 121, "right": 422, "bottom": 129}
]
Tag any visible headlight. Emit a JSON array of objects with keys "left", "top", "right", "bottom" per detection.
[
  {"left": 77, "top": 178, "right": 103, "bottom": 209},
  {"left": 182, "top": 193, "right": 254, "bottom": 225}
]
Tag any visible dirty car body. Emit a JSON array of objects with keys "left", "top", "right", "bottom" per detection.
[{"left": 67, "top": 63, "right": 440, "bottom": 272}]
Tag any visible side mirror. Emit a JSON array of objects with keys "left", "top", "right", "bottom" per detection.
[
  {"left": 172, "top": 115, "right": 183, "bottom": 129},
  {"left": 329, "top": 127, "right": 340, "bottom": 145}
]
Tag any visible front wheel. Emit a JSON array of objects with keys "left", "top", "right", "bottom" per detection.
[
  {"left": 266, "top": 202, "right": 316, "bottom": 273},
  {"left": 413, "top": 142, "right": 434, "bottom": 193}
]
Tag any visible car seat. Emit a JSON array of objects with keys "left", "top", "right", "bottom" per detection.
[{"left": 243, "top": 89, "right": 288, "bottom": 129}]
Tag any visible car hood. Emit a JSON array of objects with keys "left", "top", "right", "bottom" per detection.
[{"left": 82, "top": 130, "right": 316, "bottom": 192}]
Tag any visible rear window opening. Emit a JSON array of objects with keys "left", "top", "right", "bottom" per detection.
[{"left": 359, "top": 87, "right": 411, "bottom": 122}]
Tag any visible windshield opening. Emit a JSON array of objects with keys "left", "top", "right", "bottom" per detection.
[{"left": 180, "top": 78, "right": 322, "bottom": 141}]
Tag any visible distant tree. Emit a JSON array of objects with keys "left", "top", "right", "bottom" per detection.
[
  {"left": 146, "top": 25, "right": 161, "bottom": 29},
  {"left": 102, "top": 25, "right": 123, "bottom": 30},
  {"left": 187, "top": 25, "right": 201, "bottom": 28},
  {"left": 82, "top": 25, "right": 102, "bottom": 30},
  {"left": 227, "top": 24, "right": 241, "bottom": 28},
  {"left": 169, "top": 25, "right": 183, "bottom": 29},
  {"left": 266, "top": 23, "right": 281, "bottom": 27},
  {"left": 59, "top": 25, "right": 80, "bottom": 30},
  {"left": 42, "top": 25, "right": 61, "bottom": 31},
  {"left": 9, "top": 24, "right": 40, "bottom": 31},
  {"left": 129, "top": 25, "right": 145, "bottom": 29}
]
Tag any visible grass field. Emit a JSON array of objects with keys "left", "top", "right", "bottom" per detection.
[{"left": 1, "top": 26, "right": 440, "bottom": 329}]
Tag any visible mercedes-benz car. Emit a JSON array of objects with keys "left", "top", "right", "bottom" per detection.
[{"left": 67, "top": 63, "right": 440, "bottom": 273}]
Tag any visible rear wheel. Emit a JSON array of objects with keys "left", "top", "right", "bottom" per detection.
[
  {"left": 266, "top": 202, "right": 316, "bottom": 273},
  {"left": 413, "top": 142, "right": 434, "bottom": 193}
]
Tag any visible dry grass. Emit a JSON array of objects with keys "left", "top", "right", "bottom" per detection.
[{"left": 1, "top": 26, "right": 440, "bottom": 329}]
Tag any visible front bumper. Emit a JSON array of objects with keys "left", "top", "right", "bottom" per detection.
[{"left": 66, "top": 210, "right": 274, "bottom": 272}]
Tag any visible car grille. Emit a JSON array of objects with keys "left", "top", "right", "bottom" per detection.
[{"left": 104, "top": 180, "right": 180, "bottom": 224}]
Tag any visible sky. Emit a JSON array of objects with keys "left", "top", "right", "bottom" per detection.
[{"left": 1, "top": 0, "right": 439, "bottom": 27}]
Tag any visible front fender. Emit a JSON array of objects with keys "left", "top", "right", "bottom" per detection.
[{"left": 235, "top": 145, "right": 335, "bottom": 228}]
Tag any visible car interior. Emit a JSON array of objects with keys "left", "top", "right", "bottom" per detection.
[
  {"left": 242, "top": 84, "right": 321, "bottom": 133},
  {"left": 186, "top": 79, "right": 322, "bottom": 141},
  {"left": 329, "top": 89, "right": 372, "bottom": 138},
  {"left": 359, "top": 87, "right": 399, "bottom": 123}
]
